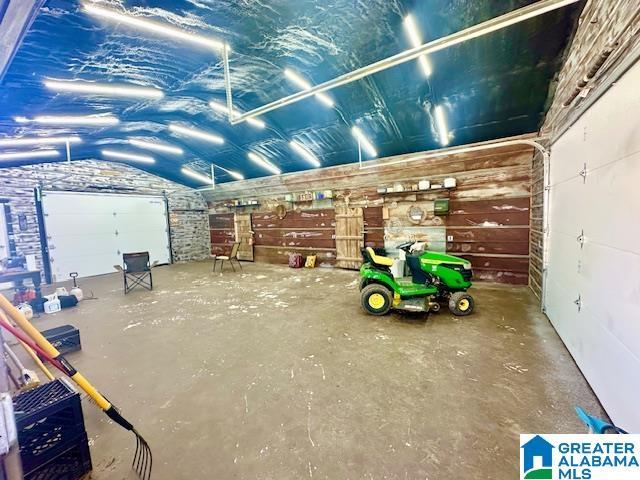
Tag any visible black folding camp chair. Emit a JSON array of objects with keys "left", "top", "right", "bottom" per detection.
[{"left": 117, "top": 252, "right": 154, "bottom": 294}]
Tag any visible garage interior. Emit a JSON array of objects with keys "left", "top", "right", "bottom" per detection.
[{"left": 0, "top": 0, "right": 638, "bottom": 479}]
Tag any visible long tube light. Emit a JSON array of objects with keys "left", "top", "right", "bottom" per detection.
[
  {"left": 214, "top": 164, "right": 244, "bottom": 180},
  {"left": 0, "top": 150, "right": 60, "bottom": 161},
  {"left": 351, "top": 126, "right": 377, "bottom": 158},
  {"left": 284, "top": 69, "right": 334, "bottom": 107},
  {"left": 169, "top": 124, "right": 224, "bottom": 145},
  {"left": 128, "top": 138, "right": 183, "bottom": 155},
  {"left": 102, "top": 149, "right": 155, "bottom": 164},
  {"left": 359, "top": 134, "right": 547, "bottom": 170},
  {"left": 0, "top": 136, "right": 81, "bottom": 147},
  {"left": 181, "top": 167, "right": 213, "bottom": 183},
  {"left": 209, "top": 100, "right": 265, "bottom": 128},
  {"left": 289, "top": 140, "right": 320, "bottom": 167},
  {"left": 44, "top": 80, "right": 163, "bottom": 99},
  {"left": 434, "top": 105, "right": 450, "bottom": 146},
  {"left": 403, "top": 15, "right": 432, "bottom": 77},
  {"left": 248, "top": 152, "right": 281, "bottom": 175},
  {"left": 231, "top": 0, "right": 580, "bottom": 124},
  {"left": 82, "top": 2, "right": 225, "bottom": 51},
  {"left": 15, "top": 115, "right": 119, "bottom": 126}
]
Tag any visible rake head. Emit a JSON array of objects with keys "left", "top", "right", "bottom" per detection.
[
  {"left": 105, "top": 406, "right": 153, "bottom": 479},
  {"left": 132, "top": 429, "right": 153, "bottom": 480}
]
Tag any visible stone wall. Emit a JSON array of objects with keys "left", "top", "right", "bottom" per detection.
[
  {"left": 529, "top": 0, "right": 640, "bottom": 298},
  {"left": 0, "top": 160, "right": 210, "bottom": 280}
]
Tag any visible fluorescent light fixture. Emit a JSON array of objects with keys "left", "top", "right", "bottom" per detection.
[
  {"left": 83, "top": 2, "right": 225, "bottom": 51},
  {"left": 169, "top": 124, "right": 224, "bottom": 145},
  {"left": 102, "top": 149, "right": 155, "bottom": 164},
  {"left": 351, "top": 126, "right": 377, "bottom": 157},
  {"left": 128, "top": 138, "right": 183, "bottom": 155},
  {"left": 248, "top": 152, "right": 281, "bottom": 175},
  {"left": 16, "top": 115, "right": 119, "bottom": 126},
  {"left": 215, "top": 164, "right": 244, "bottom": 180},
  {"left": 44, "top": 79, "right": 163, "bottom": 99},
  {"left": 403, "top": 14, "right": 432, "bottom": 77},
  {"left": 289, "top": 140, "right": 320, "bottom": 167},
  {"left": 0, "top": 136, "right": 81, "bottom": 147},
  {"left": 434, "top": 105, "right": 450, "bottom": 146},
  {"left": 181, "top": 167, "right": 213, "bottom": 183},
  {"left": 284, "top": 68, "right": 334, "bottom": 107},
  {"left": 209, "top": 100, "right": 265, "bottom": 129},
  {"left": 226, "top": 170, "right": 244, "bottom": 180},
  {"left": 0, "top": 150, "right": 60, "bottom": 161}
]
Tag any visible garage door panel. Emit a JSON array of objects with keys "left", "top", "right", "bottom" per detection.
[
  {"left": 548, "top": 124, "right": 587, "bottom": 183},
  {"left": 545, "top": 274, "right": 640, "bottom": 429},
  {"left": 545, "top": 59, "right": 640, "bottom": 431},
  {"left": 580, "top": 152, "right": 640, "bottom": 255},
  {"left": 546, "top": 231, "right": 580, "bottom": 287},
  {"left": 43, "top": 192, "right": 170, "bottom": 281},
  {"left": 579, "top": 243, "right": 640, "bottom": 359},
  {"left": 577, "top": 66, "right": 640, "bottom": 170},
  {"left": 548, "top": 177, "right": 586, "bottom": 229}
]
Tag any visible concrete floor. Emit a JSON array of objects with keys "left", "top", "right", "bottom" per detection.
[{"left": 20, "top": 261, "right": 604, "bottom": 479}]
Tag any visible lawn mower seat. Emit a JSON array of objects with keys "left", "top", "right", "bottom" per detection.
[
  {"left": 406, "top": 254, "right": 432, "bottom": 285},
  {"left": 365, "top": 247, "right": 394, "bottom": 267}
]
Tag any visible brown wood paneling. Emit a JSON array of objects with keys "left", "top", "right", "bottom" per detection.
[
  {"left": 251, "top": 209, "right": 336, "bottom": 261},
  {"left": 446, "top": 242, "right": 530, "bottom": 255},
  {"left": 446, "top": 212, "right": 530, "bottom": 227},
  {"left": 209, "top": 212, "right": 235, "bottom": 255},
  {"left": 253, "top": 246, "right": 336, "bottom": 266},
  {"left": 209, "top": 213, "right": 234, "bottom": 229},
  {"left": 449, "top": 197, "right": 530, "bottom": 214},
  {"left": 204, "top": 137, "right": 536, "bottom": 284},
  {"left": 252, "top": 210, "right": 335, "bottom": 229},
  {"left": 210, "top": 231, "right": 235, "bottom": 244},
  {"left": 446, "top": 227, "right": 530, "bottom": 243},
  {"left": 363, "top": 206, "right": 384, "bottom": 247}
]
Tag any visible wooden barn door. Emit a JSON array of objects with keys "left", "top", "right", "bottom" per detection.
[
  {"left": 234, "top": 212, "right": 254, "bottom": 261},
  {"left": 334, "top": 206, "right": 364, "bottom": 269}
]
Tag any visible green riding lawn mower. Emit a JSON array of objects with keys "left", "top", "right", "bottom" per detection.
[{"left": 359, "top": 241, "right": 475, "bottom": 316}]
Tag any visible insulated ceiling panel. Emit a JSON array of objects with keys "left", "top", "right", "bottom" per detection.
[{"left": 0, "top": 0, "right": 584, "bottom": 186}]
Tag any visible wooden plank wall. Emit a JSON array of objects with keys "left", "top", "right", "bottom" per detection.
[
  {"left": 447, "top": 197, "right": 530, "bottom": 284},
  {"left": 363, "top": 207, "right": 384, "bottom": 248},
  {"left": 205, "top": 136, "right": 535, "bottom": 284},
  {"left": 209, "top": 212, "right": 234, "bottom": 256},
  {"left": 251, "top": 209, "right": 337, "bottom": 266}
]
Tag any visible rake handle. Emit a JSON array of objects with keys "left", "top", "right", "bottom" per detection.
[{"left": 0, "top": 294, "right": 111, "bottom": 411}]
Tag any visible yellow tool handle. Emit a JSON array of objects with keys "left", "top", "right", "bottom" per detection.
[
  {"left": 19, "top": 339, "right": 55, "bottom": 381},
  {"left": 0, "top": 294, "right": 112, "bottom": 411},
  {"left": 0, "top": 309, "right": 53, "bottom": 381}
]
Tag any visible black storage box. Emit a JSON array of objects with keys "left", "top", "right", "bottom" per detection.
[
  {"left": 13, "top": 379, "right": 92, "bottom": 479},
  {"left": 41, "top": 325, "right": 81, "bottom": 355}
]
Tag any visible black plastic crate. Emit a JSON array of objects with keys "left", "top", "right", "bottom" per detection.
[
  {"left": 24, "top": 434, "right": 92, "bottom": 480},
  {"left": 41, "top": 325, "right": 81, "bottom": 356},
  {"left": 14, "top": 380, "right": 89, "bottom": 476}
]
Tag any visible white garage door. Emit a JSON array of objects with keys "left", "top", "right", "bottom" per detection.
[
  {"left": 42, "top": 191, "right": 171, "bottom": 281},
  {"left": 544, "top": 59, "right": 640, "bottom": 431}
]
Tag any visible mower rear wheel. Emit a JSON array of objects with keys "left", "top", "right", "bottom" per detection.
[
  {"left": 361, "top": 284, "right": 392, "bottom": 316},
  {"left": 449, "top": 292, "right": 474, "bottom": 316}
]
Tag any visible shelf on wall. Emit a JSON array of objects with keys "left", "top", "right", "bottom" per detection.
[{"left": 381, "top": 187, "right": 453, "bottom": 195}]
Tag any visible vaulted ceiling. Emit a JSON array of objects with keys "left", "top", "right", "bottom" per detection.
[{"left": 0, "top": 0, "right": 584, "bottom": 187}]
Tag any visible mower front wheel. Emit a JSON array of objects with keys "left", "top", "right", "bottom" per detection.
[
  {"left": 449, "top": 292, "right": 474, "bottom": 316},
  {"left": 361, "top": 284, "right": 392, "bottom": 316}
]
